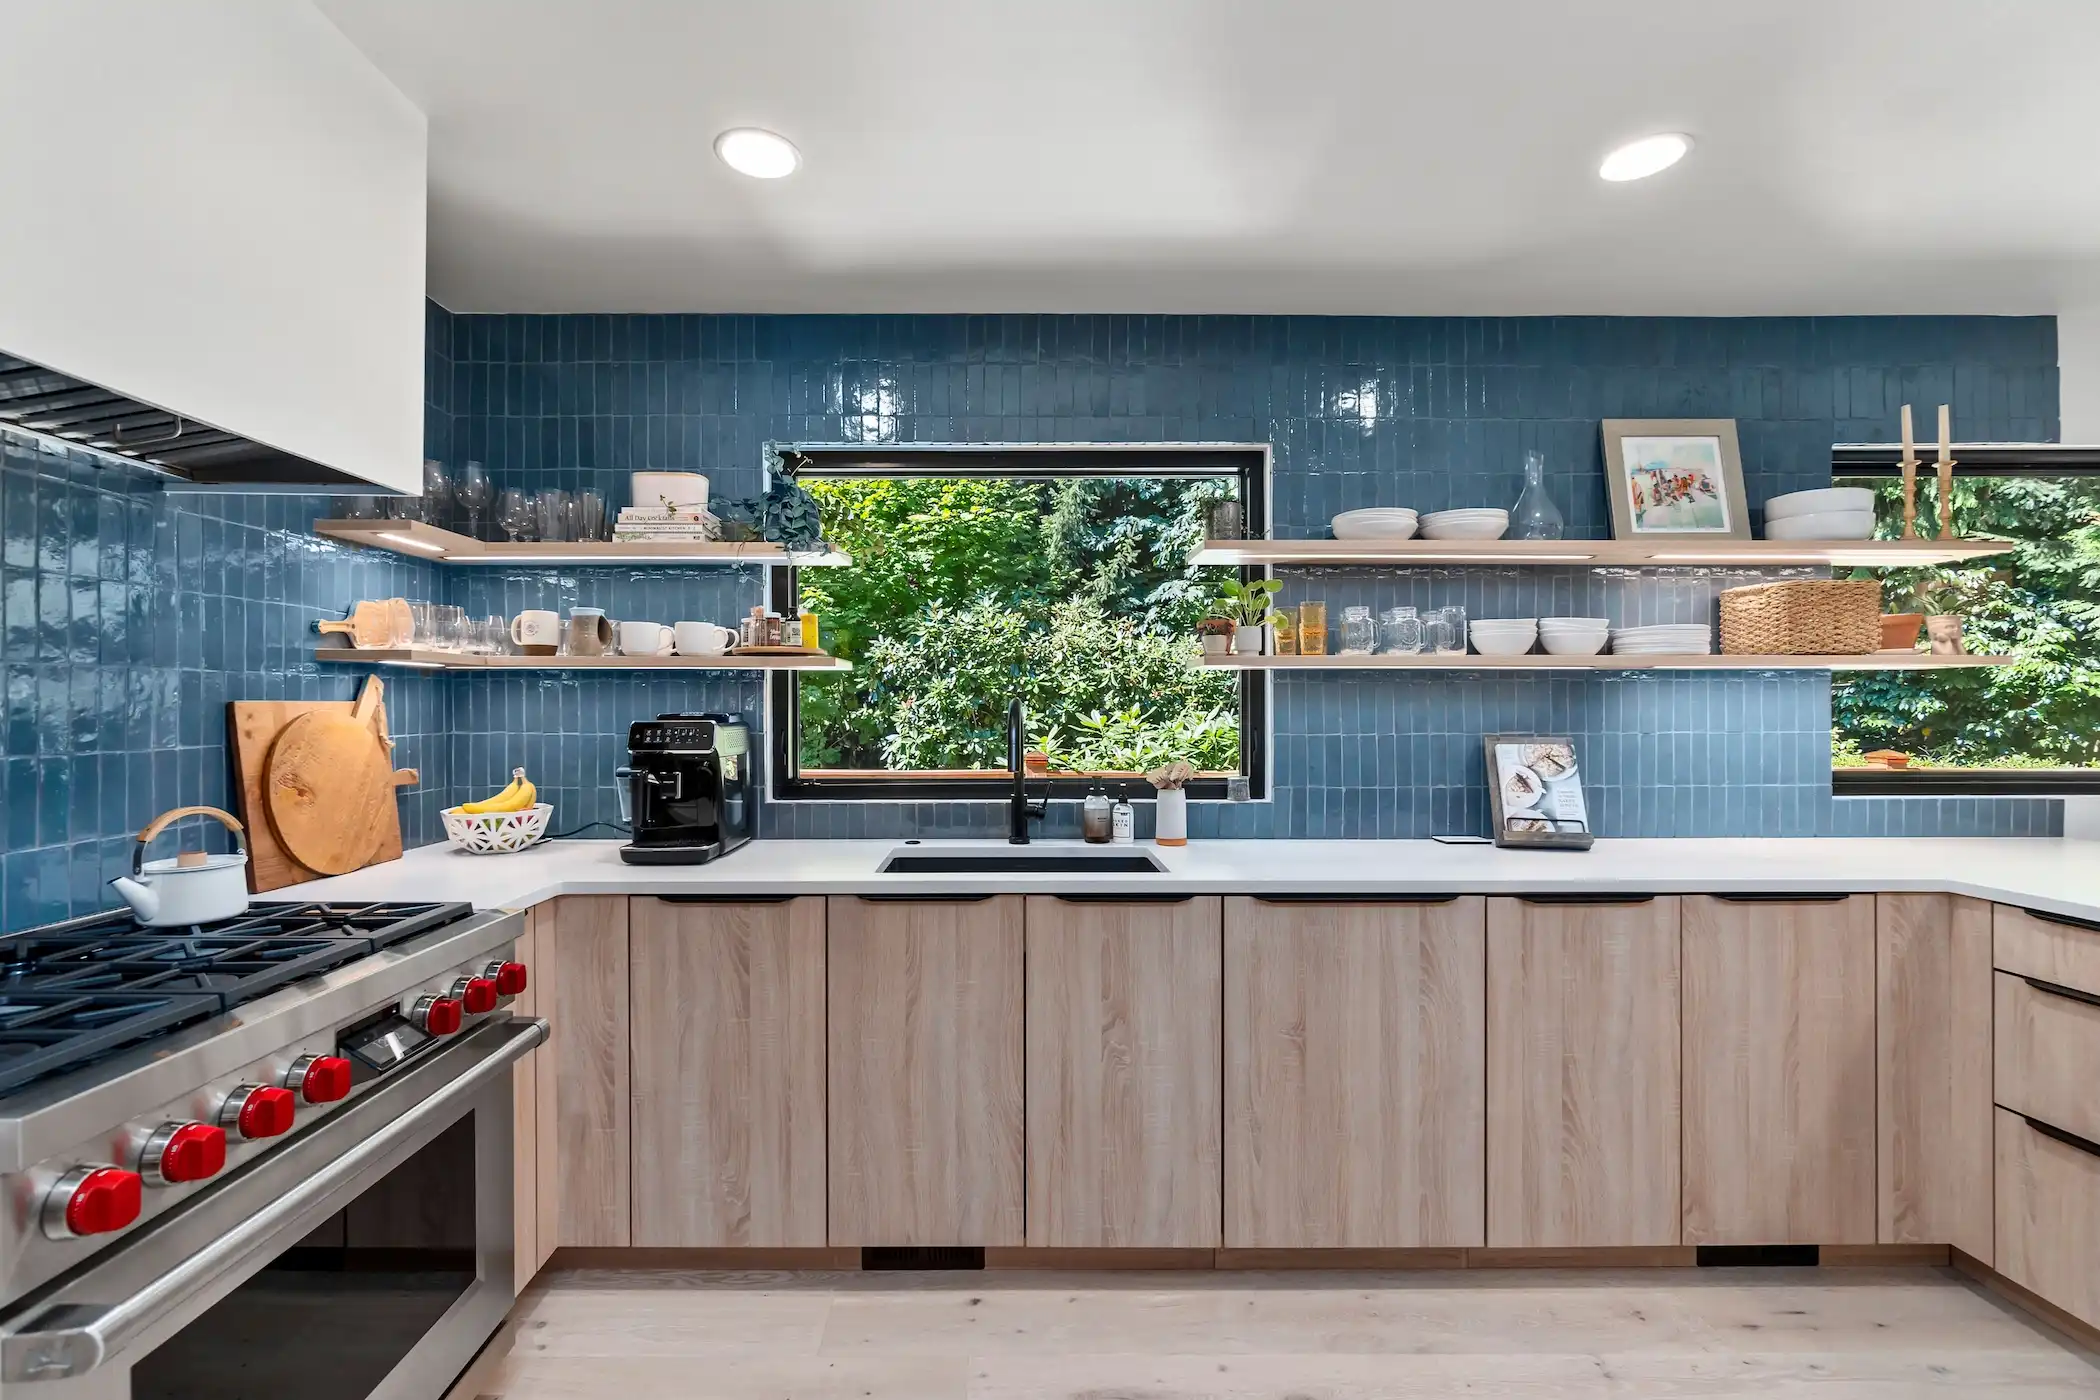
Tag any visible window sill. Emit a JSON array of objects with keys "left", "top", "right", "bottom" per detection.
[{"left": 1832, "top": 769, "right": 2100, "bottom": 798}]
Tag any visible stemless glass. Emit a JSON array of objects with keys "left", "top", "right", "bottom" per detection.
[
  {"left": 457, "top": 461, "right": 492, "bottom": 540},
  {"left": 577, "top": 489, "right": 607, "bottom": 542},
  {"left": 536, "top": 489, "right": 573, "bottom": 542},
  {"left": 435, "top": 605, "right": 467, "bottom": 653}
]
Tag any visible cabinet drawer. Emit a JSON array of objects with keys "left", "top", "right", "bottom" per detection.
[
  {"left": 1996, "top": 1107, "right": 2100, "bottom": 1329},
  {"left": 1995, "top": 972, "right": 2100, "bottom": 1145},
  {"left": 1995, "top": 905, "right": 2100, "bottom": 997}
]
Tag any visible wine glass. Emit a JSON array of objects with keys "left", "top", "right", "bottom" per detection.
[
  {"left": 457, "top": 461, "right": 492, "bottom": 540},
  {"left": 498, "top": 488, "right": 532, "bottom": 542},
  {"left": 422, "top": 458, "right": 453, "bottom": 531}
]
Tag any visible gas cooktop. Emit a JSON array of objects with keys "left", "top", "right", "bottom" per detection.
[{"left": 0, "top": 901, "right": 473, "bottom": 1097}]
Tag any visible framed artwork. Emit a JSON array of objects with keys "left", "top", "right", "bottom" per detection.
[
  {"left": 1483, "top": 734, "right": 1594, "bottom": 850},
  {"left": 1600, "top": 419, "right": 1750, "bottom": 540}
]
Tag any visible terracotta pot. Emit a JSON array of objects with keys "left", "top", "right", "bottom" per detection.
[{"left": 1878, "top": 612, "right": 1924, "bottom": 652}]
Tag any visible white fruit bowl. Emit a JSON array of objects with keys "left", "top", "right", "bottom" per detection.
[
  {"left": 1764, "top": 487, "right": 1873, "bottom": 522},
  {"left": 1468, "top": 620, "right": 1538, "bottom": 656},
  {"left": 1763, "top": 510, "right": 1875, "bottom": 541},
  {"left": 1539, "top": 630, "right": 1609, "bottom": 656},
  {"left": 442, "top": 803, "right": 553, "bottom": 854},
  {"left": 1420, "top": 509, "right": 1510, "bottom": 541},
  {"left": 1332, "top": 510, "right": 1419, "bottom": 540}
]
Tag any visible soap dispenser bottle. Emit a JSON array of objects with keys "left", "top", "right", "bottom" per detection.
[{"left": 1110, "top": 785, "right": 1135, "bottom": 844}]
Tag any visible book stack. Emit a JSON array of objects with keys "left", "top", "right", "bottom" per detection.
[{"left": 613, "top": 505, "right": 720, "bottom": 542}]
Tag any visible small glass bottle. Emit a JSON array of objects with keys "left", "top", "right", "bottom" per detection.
[
  {"left": 1339, "top": 605, "right": 1376, "bottom": 655},
  {"left": 1380, "top": 606, "right": 1423, "bottom": 655},
  {"left": 1297, "top": 601, "right": 1328, "bottom": 656},
  {"left": 1110, "top": 786, "right": 1134, "bottom": 844},
  {"left": 1082, "top": 786, "right": 1113, "bottom": 843},
  {"left": 1511, "top": 448, "right": 1566, "bottom": 540}
]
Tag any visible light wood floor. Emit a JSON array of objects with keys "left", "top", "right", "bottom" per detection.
[{"left": 447, "top": 1267, "right": 2100, "bottom": 1398}]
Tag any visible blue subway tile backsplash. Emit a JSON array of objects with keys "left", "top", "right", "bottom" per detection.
[{"left": 0, "top": 309, "right": 2067, "bottom": 933}]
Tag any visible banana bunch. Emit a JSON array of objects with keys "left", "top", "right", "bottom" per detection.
[{"left": 462, "top": 767, "right": 536, "bottom": 814}]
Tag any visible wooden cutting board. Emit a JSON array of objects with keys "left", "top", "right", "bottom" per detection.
[{"left": 228, "top": 676, "right": 419, "bottom": 892}]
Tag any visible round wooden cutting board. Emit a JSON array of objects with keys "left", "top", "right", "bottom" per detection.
[{"left": 265, "top": 710, "right": 392, "bottom": 874}]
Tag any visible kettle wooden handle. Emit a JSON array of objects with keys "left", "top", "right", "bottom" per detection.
[{"left": 136, "top": 805, "right": 246, "bottom": 845}]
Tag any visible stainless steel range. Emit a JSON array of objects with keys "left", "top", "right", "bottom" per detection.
[{"left": 0, "top": 899, "right": 544, "bottom": 1399}]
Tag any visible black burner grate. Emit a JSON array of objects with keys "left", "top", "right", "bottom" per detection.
[{"left": 0, "top": 990, "right": 225, "bottom": 1096}]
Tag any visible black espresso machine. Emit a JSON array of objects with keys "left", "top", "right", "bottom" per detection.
[{"left": 617, "top": 712, "right": 756, "bottom": 864}]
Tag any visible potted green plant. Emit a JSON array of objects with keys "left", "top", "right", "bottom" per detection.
[
  {"left": 1217, "top": 579, "right": 1284, "bottom": 657},
  {"left": 1195, "top": 615, "right": 1235, "bottom": 659}
]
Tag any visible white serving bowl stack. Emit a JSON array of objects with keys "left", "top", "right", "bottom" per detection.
[
  {"left": 1537, "top": 616, "right": 1611, "bottom": 656},
  {"left": 1419, "top": 508, "right": 1510, "bottom": 540},
  {"left": 1331, "top": 508, "right": 1419, "bottom": 540},
  {"left": 1468, "top": 618, "right": 1539, "bottom": 656},
  {"left": 1761, "top": 486, "right": 1875, "bottom": 541},
  {"left": 1609, "top": 623, "right": 1714, "bottom": 656}
]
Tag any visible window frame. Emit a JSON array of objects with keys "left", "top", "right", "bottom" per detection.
[
  {"left": 1829, "top": 444, "right": 2100, "bottom": 798},
  {"left": 766, "top": 443, "right": 1271, "bottom": 804}
]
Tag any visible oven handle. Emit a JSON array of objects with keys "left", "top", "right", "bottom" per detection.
[{"left": 1, "top": 1017, "right": 547, "bottom": 1384}]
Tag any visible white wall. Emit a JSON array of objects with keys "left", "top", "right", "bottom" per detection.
[
  {"left": 0, "top": 3, "right": 426, "bottom": 491},
  {"left": 2059, "top": 305, "right": 2100, "bottom": 444}
]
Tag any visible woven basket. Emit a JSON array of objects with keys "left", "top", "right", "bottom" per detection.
[{"left": 1719, "top": 579, "right": 1882, "bottom": 656}]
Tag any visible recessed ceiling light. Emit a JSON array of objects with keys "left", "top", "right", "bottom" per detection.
[
  {"left": 714, "top": 128, "right": 800, "bottom": 180},
  {"left": 1599, "top": 133, "right": 1692, "bottom": 182}
]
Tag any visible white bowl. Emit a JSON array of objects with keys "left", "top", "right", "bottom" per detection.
[
  {"left": 1332, "top": 515, "right": 1419, "bottom": 541},
  {"left": 1540, "top": 631, "right": 1609, "bottom": 656},
  {"left": 1469, "top": 619, "right": 1537, "bottom": 656},
  {"left": 442, "top": 803, "right": 553, "bottom": 854},
  {"left": 1539, "top": 616, "right": 1610, "bottom": 631},
  {"left": 631, "top": 471, "right": 709, "bottom": 509},
  {"left": 1763, "top": 510, "right": 1875, "bottom": 541},
  {"left": 1764, "top": 487, "right": 1874, "bottom": 522},
  {"left": 1420, "top": 508, "right": 1510, "bottom": 540}
]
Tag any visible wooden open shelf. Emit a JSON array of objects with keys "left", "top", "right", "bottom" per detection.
[
  {"left": 313, "top": 519, "right": 850, "bottom": 567},
  {"left": 1189, "top": 538, "right": 2016, "bottom": 568},
  {"left": 1201, "top": 652, "right": 2016, "bottom": 673},
  {"left": 315, "top": 648, "right": 852, "bottom": 672}
]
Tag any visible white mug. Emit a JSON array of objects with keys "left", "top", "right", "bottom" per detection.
[
  {"left": 511, "top": 609, "right": 560, "bottom": 653},
  {"left": 674, "top": 621, "right": 732, "bottom": 656},
  {"left": 618, "top": 620, "right": 673, "bottom": 657}
]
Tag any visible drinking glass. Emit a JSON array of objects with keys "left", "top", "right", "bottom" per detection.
[
  {"left": 482, "top": 615, "right": 511, "bottom": 655},
  {"left": 434, "top": 604, "right": 467, "bottom": 653},
  {"left": 409, "top": 602, "right": 438, "bottom": 649},
  {"left": 457, "top": 461, "right": 492, "bottom": 540},
  {"left": 387, "top": 493, "right": 424, "bottom": 523},
  {"left": 338, "top": 496, "right": 382, "bottom": 520},
  {"left": 422, "top": 459, "right": 453, "bottom": 531},
  {"left": 498, "top": 488, "right": 533, "bottom": 542},
  {"left": 1339, "top": 605, "right": 1376, "bottom": 655},
  {"left": 536, "top": 489, "right": 573, "bottom": 542},
  {"left": 1380, "top": 606, "right": 1423, "bottom": 655},
  {"left": 577, "top": 489, "right": 608, "bottom": 542},
  {"left": 1432, "top": 604, "right": 1468, "bottom": 655}
]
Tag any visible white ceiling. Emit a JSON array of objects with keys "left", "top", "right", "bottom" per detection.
[{"left": 317, "top": 0, "right": 2100, "bottom": 316}]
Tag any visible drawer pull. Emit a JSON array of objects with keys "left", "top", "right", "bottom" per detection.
[
  {"left": 1052, "top": 895, "right": 1194, "bottom": 905},
  {"left": 1515, "top": 893, "right": 1656, "bottom": 906},
  {"left": 1252, "top": 894, "right": 1460, "bottom": 906},
  {"left": 854, "top": 894, "right": 997, "bottom": 904},
  {"left": 2023, "top": 1114, "right": 2100, "bottom": 1162},
  {"left": 653, "top": 894, "right": 797, "bottom": 905},
  {"left": 2022, "top": 906, "right": 2100, "bottom": 936},
  {"left": 2022, "top": 976, "right": 2100, "bottom": 1011},
  {"left": 1711, "top": 892, "right": 1853, "bottom": 904}
]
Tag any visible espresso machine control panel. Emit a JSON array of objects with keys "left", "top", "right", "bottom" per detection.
[{"left": 630, "top": 719, "right": 716, "bottom": 752}]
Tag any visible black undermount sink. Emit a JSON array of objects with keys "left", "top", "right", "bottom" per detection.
[{"left": 878, "top": 848, "right": 1166, "bottom": 874}]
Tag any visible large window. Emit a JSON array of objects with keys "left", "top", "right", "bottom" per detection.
[
  {"left": 769, "top": 447, "right": 1265, "bottom": 800},
  {"left": 1831, "top": 451, "right": 2100, "bottom": 795}
]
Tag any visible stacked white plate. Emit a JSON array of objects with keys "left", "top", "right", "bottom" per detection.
[
  {"left": 1538, "top": 616, "right": 1610, "bottom": 656},
  {"left": 1419, "top": 508, "right": 1510, "bottom": 541},
  {"left": 1762, "top": 486, "right": 1874, "bottom": 541},
  {"left": 1609, "top": 623, "right": 1713, "bottom": 655},
  {"left": 1331, "top": 508, "right": 1419, "bottom": 541},
  {"left": 1468, "top": 618, "right": 1538, "bottom": 656}
]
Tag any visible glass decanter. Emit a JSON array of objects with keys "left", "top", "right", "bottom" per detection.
[{"left": 1511, "top": 449, "right": 1565, "bottom": 540}]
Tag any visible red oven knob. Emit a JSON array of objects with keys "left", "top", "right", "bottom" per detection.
[
  {"left": 412, "top": 994, "right": 463, "bottom": 1036},
  {"left": 483, "top": 960, "right": 529, "bottom": 997},
  {"left": 286, "top": 1054, "right": 354, "bottom": 1104},
  {"left": 451, "top": 975, "right": 499, "bottom": 1015},
  {"left": 139, "top": 1122, "right": 226, "bottom": 1186},
  {"left": 42, "top": 1166, "right": 143, "bottom": 1239},
  {"left": 219, "top": 1084, "right": 296, "bottom": 1140}
]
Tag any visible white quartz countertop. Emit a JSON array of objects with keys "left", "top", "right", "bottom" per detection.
[{"left": 274, "top": 837, "right": 2100, "bottom": 925}]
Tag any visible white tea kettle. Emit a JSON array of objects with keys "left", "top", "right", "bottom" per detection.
[{"left": 109, "top": 806, "right": 251, "bottom": 927}]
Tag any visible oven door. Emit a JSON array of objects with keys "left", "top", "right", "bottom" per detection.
[{"left": 0, "top": 1016, "right": 545, "bottom": 1400}]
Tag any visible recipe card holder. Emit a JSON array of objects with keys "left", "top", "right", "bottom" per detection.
[{"left": 1484, "top": 733, "right": 1596, "bottom": 851}]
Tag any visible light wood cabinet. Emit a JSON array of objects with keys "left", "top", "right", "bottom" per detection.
[
  {"left": 1876, "top": 893, "right": 1993, "bottom": 1259},
  {"left": 1026, "top": 895, "right": 1222, "bottom": 1248},
  {"left": 1994, "top": 904, "right": 2100, "bottom": 996},
  {"left": 511, "top": 906, "right": 544, "bottom": 1289},
  {"left": 1996, "top": 1107, "right": 2100, "bottom": 1330},
  {"left": 1225, "top": 897, "right": 1486, "bottom": 1248},
  {"left": 630, "top": 897, "right": 828, "bottom": 1247},
  {"left": 1486, "top": 896, "right": 1680, "bottom": 1248},
  {"left": 1681, "top": 894, "right": 1876, "bottom": 1245},
  {"left": 827, "top": 896, "right": 1025, "bottom": 1246},
  {"left": 536, "top": 895, "right": 630, "bottom": 1248},
  {"left": 1995, "top": 970, "right": 2100, "bottom": 1147}
]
